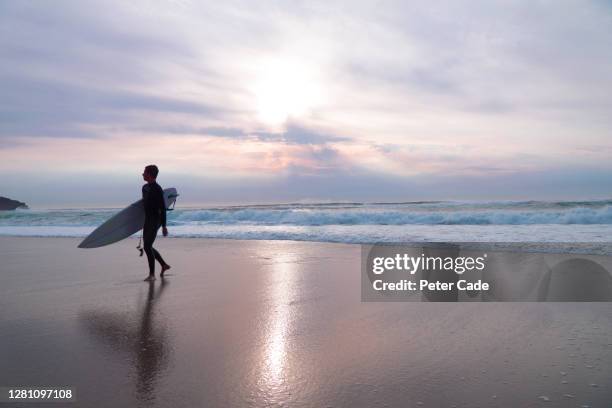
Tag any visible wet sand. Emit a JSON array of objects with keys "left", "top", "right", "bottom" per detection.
[{"left": 1, "top": 237, "right": 611, "bottom": 407}]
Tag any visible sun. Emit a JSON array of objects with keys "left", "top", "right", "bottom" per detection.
[{"left": 251, "top": 57, "right": 322, "bottom": 127}]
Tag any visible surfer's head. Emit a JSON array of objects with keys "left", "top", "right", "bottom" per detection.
[{"left": 143, "top": 164, "right": 159, "bottom": 182}]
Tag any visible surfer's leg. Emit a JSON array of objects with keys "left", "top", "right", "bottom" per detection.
[
  {"left": 153, "top": 248, "right": 171, "bottom": 276},
  {"left": 143, "top": 223, "right": 157, "bottom": 277},
  {"left": 153, "top": 248, "right": 167, "bottom": 266},
  {"left": 150, "top": 221, "right": 170, "bottom": 275}
]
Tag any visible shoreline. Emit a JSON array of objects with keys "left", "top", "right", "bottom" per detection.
[{"left": 1, "top": 236, "right": 611, "bottom": 256}]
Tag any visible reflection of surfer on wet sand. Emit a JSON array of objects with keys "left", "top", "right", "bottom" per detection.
[
  {"left": 80, "top": 280, "right": 170, "bottom": 404},
  {"left": 136, "top": 280, "right": 168, "bottom": 399}
]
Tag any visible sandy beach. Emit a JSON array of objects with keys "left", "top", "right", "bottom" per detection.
[{"left": 1, "top": 237, "right": 611, "bottom": 407}]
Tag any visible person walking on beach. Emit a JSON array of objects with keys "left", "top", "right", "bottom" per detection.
[{"left": 142, "top": 165, "right": 171, "bottom": 281}]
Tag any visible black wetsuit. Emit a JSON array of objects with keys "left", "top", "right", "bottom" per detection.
[{"left": 142, "top": 182, "right": 167, "bottom": 276}]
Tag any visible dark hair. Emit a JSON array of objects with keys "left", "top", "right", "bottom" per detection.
[{"left": 145, "top": 164, "right": 159, "bottom": 178}]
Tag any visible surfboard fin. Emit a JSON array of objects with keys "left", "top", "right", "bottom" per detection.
[{"left": 166, "top": 193, "right": 179, "bottom": 211}]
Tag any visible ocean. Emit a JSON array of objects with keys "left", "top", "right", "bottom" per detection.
[{"left": 1, "top": 199, "right": 612, "bottom": 246}]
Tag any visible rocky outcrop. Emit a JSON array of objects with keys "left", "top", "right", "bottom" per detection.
[{"left": 0, "top": 196, "right": 28, "bottom": 210}]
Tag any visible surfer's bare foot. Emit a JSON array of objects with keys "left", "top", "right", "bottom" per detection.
[
  {"left": 160, "top": 264, "right": 171, "bottom": 276},
  {"left": 144, "top": 275, "right": 156, "bottom": 282}
]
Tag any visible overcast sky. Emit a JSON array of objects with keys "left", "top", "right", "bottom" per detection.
[{"left": 1, "top": 0, "right": 612, "bottom": 207}]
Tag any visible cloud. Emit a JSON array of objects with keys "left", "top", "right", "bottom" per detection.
[
  {"left": 0, "top": 0, "right": 241, "bottom": 139},
  {"left": 253, "top": 124, "right": 352, "bottom": 145},
  {"left": 0, "top": 74, "right": 227, "bottom": 138},
  {"left": 120, "top": 123, "right": 351, "bottom": 146}
]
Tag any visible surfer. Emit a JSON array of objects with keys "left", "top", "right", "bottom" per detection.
[{"left": 142, "top": 165, "right": 171, "bottom": 281}]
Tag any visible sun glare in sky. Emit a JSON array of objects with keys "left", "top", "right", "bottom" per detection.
[{"left": 251, "top": 57, "right": 323, "bottom": 127}]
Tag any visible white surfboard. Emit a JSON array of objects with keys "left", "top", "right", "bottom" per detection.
[{"left": 78, "top": 188, "right": 178, "bottom": 249}]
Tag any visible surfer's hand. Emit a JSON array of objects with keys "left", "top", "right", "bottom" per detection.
[{"left": 162, "top": 226, "right": 168, "bottom": 237}]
